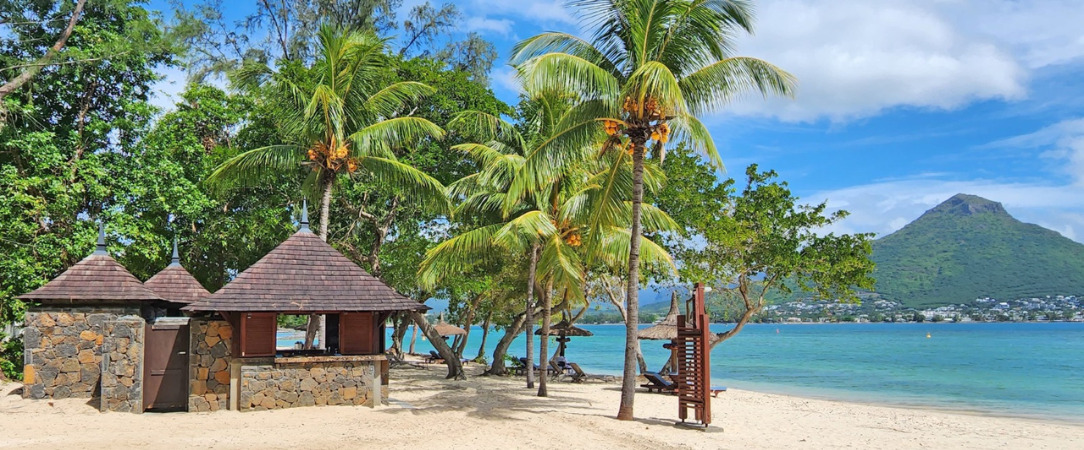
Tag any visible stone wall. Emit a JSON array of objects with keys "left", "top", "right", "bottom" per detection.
[
  {"left": 21, "top": 306, "right": 140, "bottom": 400},
  {"left": 188, "top": 318, "right": 233, "bottom": 412},
  {"left": 99, "top": 318, "right": 145, "bottom": 413},
  {"left": 237, "top": 357, "right": 387, "bottom": 411}
]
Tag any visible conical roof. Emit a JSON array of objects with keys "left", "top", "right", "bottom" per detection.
[
  {"left": 185, "top": 204, "right": 424, "bottom": 313},
  {"left": 18, "top": 224, "right": 163, "bottom": 303},
  {"left": 144, "top": 239, "right": 210, "bottom": 305}
]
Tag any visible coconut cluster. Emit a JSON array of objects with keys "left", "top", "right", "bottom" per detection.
[{"left": 307, "top": 136, "right": 359, "bottom": 173}]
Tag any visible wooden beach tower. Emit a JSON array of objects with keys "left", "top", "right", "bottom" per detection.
[
  {"left": 674, "top": 283, "right": 712, "bottom": 427},
  {"left": 183, "top": 201, "right": 427, "bottom": 411}
]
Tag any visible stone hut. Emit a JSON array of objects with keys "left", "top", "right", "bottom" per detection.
[
  {"left": 18, "top": 225, "right": 165, "bottom": 412},
  {"left": 183, "top": 203, "right": 426, "bottom": 411}
]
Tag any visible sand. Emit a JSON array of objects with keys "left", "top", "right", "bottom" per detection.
[{"left": 1, "top": 362, "right": 1081, "bottom": 449}]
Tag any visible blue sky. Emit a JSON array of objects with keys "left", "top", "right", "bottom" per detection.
[{"left": 148, "top": 0, "right": 1084, "bottom": 243}]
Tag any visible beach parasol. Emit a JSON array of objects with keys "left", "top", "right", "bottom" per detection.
[
  {"left": 638, "top": 292, "right": 682, "bottom": 341},
  {"left": 432, "top": 312, "right": 466, "bottom": 337},
  {"left": 535, "top": 320, "right": 593, "bottom": 357}
]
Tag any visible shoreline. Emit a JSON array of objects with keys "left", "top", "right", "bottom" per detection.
[{"left": 2, "top": 363, "right": 1081, "bottom": 449}]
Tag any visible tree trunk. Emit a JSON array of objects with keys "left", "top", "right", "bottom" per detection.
[
  {"left": 524, "top": 244, "right": 539, "bottom": 389},
  {"left": 411, "top": 311, "right": 464, "bottom": 380},
  {"left": 617, "top": 148, "right": 646, "bottom": 420},
  {"left": 537, "top": 281, "right": 553, "bottom": 397},
  {"left": 475, "top": 310, "right": 492, "bottom": 361},
  {"left": 303, "top": 176, "right": 336, "bottom": 349},
  {"left": 409, "top": 322, "right": 418, "bottom": 354},
  {"left": 486, "top": 312, "right": 527, "bottom": 376}
]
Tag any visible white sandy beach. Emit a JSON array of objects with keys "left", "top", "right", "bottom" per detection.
[{"left": 1, "top": 361, "right": 1080, "bottom": 450}]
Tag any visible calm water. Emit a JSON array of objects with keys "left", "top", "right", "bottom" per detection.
[{"left": 279, "top": 322, "right": 1084, "bottom": 420}]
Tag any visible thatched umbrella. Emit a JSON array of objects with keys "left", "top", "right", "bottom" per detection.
[
  {"left": 535, "top": 320, "right": 593, "bottom": 357},
  {"left": 432, "top": 312, "right": 466, "bottom": 337},
  {"left": 638, "top": 292, "right": 682, "bottom": 341}
]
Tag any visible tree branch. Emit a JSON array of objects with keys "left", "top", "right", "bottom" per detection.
[{"left": 0, "top": 0, "right": 86, "bottom": 100}]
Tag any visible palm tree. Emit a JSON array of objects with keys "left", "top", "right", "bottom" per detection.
[
  {"left": 206, "top": 26, "right": 449, "bottom": 347},
  {"left": 420, "top": 94, "right": 677, "bottom": 396},
  {"left": 511, "top": 0, "right": 795, "bottom": 419}
]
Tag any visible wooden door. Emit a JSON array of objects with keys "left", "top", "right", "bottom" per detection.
[{"left": 143, "top": 319, "right": 190, "bottom": 411}]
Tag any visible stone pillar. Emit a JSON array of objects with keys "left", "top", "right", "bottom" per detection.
[
  {"left": 187, "top": 317, "right": 232, "bottom": 412},
  {"left": 99, "top": 317, "right": 145, "bottom": 413}
]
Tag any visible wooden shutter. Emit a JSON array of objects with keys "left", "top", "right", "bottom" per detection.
[
  {"left": 340, "top": 312, "right": 375, "bottom": 355},
  {"left": 240, "top": 313, "right": 276, "bottom": 357}
]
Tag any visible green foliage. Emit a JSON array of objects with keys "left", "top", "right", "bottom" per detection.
[
  {"left": 656, "top": 145, "right": 876, "bottom": 310},
  {"left": 1, "top": 336, "right": 24, "bottom": 380},
  {"left": 872, "top": 194, "right": 1084, "bottom": 307}
]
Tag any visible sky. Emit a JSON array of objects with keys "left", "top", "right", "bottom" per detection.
[{"left": 147, "top": 0, "right": 1084, "bottom": 243}]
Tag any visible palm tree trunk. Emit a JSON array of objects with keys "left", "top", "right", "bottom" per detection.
[
  {"left": 304, "top": 175, "right": 336, "bottom": 349},
  {"left": 524, "top": 244, "right": 539, "bottom": 389},
  {"left": 537, "top": 280, "right": 553, "bottom": 397},
  {"left": 617, "top": 148, "right": 646, "bottom": 420}
]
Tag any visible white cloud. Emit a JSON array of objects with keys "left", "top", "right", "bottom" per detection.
[
  {"left": 491, "top": 65, "right": 522, "bottom": 95},
  {"left": 727, "top": 0, "right": 1030, "bottom": 122},
  {"left": 464, "top": 16, "right": 514, "bottom": 36},
  {"left": 983, "top": 118, "right": 1084, "bottom": 186}
]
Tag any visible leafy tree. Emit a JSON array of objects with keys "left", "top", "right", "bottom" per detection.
[
  {"left": 510, "top": 0, "right": 795, "bottom": 419},
  {"left": 657, "top": 146, "right": 876, "bottom": 350}
]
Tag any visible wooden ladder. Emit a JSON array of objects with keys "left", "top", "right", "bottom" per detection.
[{"left": 674, "top": 283, "right": 711, "bottom": 426}]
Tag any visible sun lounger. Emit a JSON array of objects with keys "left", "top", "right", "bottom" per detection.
[
  {"left": 711, "top": 386, "right": 727, "bottom": 397},
  {"left": 640, "top": 371, "right": 676, "bottom": 393},
  {"left": 569, "top": 363, "right": 615, "bottom": 383},
  {"left": 425, "top": 350, "right": 443, "bottom": 364}
]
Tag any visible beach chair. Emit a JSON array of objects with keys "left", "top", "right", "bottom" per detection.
[
  {"left": 511, "top": 357, "right": 527, "bottom": 375},
  {"left": 548, "top": 360, "right": 565, "bottom": 380},
  {"left": 640, "top": 371, "right": 676, "bottom": 393},
  {"left": 425, "top": 350, "right": 443, "bottom": 364},
  {"left": 569, "top": 363, "right": 615, "bottom": 383},
  {"left": 711, "top": 386, "right": 727, "bottom": 397}
]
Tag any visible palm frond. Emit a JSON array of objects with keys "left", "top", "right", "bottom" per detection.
[
  {"left": 357, "top": 155, "right": 450, "bottom": 214},
  {"left": 679, "top": 56, "right": 796, "bottom": 115},
  {"left": 203, "top": 145, "right": 303, "bottom": 195}
]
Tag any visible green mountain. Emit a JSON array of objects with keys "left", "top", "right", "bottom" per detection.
[{"left": 871, "top": 193, "right": 1084, "bottom": 307}]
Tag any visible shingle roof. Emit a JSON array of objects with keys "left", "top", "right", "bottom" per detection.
[
  {"left": 184, "top": 229, "right": 424, "bottom": 313},
  {"left": 145, "top": 240, "right": 211, "bottom": 305},
  {"left": 18, "top": 225, "right": 163, "bottom": 303}
]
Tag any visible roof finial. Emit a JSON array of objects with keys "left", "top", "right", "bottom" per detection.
[
  {"left": 300, "top": 198, "right": 311, "bottom": 232},
  {"left": 93, "top": 221, "right": 107, "bottom": 255},
  {"left": 170, "top": 236, "right": 180, "bottom": 266}
]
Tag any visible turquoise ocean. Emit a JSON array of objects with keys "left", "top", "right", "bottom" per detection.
[{"left": 280, "top": 322, "right": 1084, "bottom": 421}]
